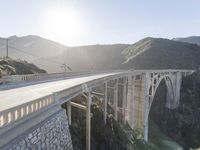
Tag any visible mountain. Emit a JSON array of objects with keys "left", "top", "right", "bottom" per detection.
[
  {"left": 121, "top": 37, "right": 200, "bottom": 69},
  {"left": 33, "top": 44, "right": 129, "bottom": 72},
  {"left": 0, "top": 35, "right": 129, "bottom": 73},
  {"left": 2, "top": 35, "right": 200, "bottom": 73},
  {"left": 0, "top": 35, "right": 67, "bottom": 62},
  {"left": 173, "top": 36, "right": 200, "bottom": 46}
]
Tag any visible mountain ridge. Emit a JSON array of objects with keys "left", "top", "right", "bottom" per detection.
[
  {"left": 173, "top": 36, "right": 200, "bottom": 45},
  {"left": 1, "top": 35, "right": 200, "bottom": 72}
]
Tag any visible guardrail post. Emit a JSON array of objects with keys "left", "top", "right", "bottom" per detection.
[
  {"left": 53, "top": 92, "right": 60, "bottom": 104},
  {"left": 3, "top": 113, "right": 8, "bottom": 126},
  {"left": 10, "top": 111, "right": 15, "bottom": 122},
  {"left": 104, "top": 82, "right": 108, "bottom": 125}
]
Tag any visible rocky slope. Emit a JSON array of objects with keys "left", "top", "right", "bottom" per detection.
[{"left": 0, "top": 58, "right": 46, "bottom": 77}]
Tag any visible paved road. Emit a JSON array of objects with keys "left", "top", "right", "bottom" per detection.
[{"left": 0, "top": 73, "right": 118, "bottom": 112}]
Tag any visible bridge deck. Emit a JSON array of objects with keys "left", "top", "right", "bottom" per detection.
[{"left": 0, "top": 73, "right": 118, "bottom": 112}]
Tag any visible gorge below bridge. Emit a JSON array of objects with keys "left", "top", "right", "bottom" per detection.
[{"left": 0, "top": 69, "right": 193, "bottom": 150}]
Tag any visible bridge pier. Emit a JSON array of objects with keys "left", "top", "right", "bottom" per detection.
[
  {"left": 166, "top": 71, "right": 182, "bottom": 109},
  {"left": 144, "top": 73, "right": 150, "bottom": 142},
  {"left": 127, "top": 75, "right": 136, "bottom": 129},
  {"left": 122, "top": 77, "right": 127, "bottom": 124},
  {"left": 67, "top": 101, "right": 71, "bottom": 125},
  {"left": 104, "top": 82, "right": 108, "bottom": 125},
  {"left": 174, "top": 71, "right": 182, "bottom": 107},
  {"left": 114, "top": 79, "right": 118, "bottom": 120},
  {"left": 86, "top": 92, "right": 92, "bottom": 150}
]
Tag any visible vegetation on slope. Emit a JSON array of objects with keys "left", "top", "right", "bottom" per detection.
[
  {"left": 121, "top": 37, "right": 200, "bottom": 69},
  {"left": 64, "top": 96, "right": 181, "bottom": 150},
  {"left": 0, "top": 58, "right": 46, "bottom": 76}
]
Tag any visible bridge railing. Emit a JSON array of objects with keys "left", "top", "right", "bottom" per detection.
[
  {"left": 1, "top": 70, "right": 194, "bottom": 84},
  {"left": 0, "top": 95, "right": 55, "bottom": 128},
  {"left": 0, "top": 71, "right": 121, "bottom": 84},
  {"left": 1, "top": 73, "right": 69, "bottom": 83}
]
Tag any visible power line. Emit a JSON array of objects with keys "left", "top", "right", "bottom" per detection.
[
  {"left": 0, "top": 40, "right": 72, "bottom": 71},
  {"left": 8, "top": 40, "right": 64, "bottom": 65},
  {"left": 8, "top": 45, "right": 64, "bottom": 69},
  {"left": 0, "top": 40, "right": 60, "bottom": 64},
  {"left": 61, "top": 62, "right": 72, "bottom": 72}
]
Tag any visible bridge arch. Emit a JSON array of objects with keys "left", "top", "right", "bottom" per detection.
[
  {"left": 143, "top": 72, "right": 183, "bottom": 141},
  {"left": 150, "top": 77, "right": 169, "bottom": 127},
  {"left": 148, "top": 74, "right": 175, "bottom": 116}
]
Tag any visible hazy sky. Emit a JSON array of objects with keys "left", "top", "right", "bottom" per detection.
[{"left": 0, "top": 0, "right": 200, "bottom": 46}]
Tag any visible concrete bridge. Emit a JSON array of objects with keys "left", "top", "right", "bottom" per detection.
[{"left": 0, "top": 70, "right": 193, "bottom": 150}]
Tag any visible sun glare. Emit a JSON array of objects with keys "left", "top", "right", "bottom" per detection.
[{"left": 43, "top": 6, "right": 83, "bottom": 44}]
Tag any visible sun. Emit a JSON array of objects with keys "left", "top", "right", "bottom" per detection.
[{"left": 42, "top": 6, "right": 83, "bottom": 44}]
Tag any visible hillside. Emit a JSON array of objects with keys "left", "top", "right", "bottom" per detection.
[
  {"left": 173, "top": 36, "right": 200, "bottom": 46},
  {"left": 2, "top": 35, "right": 200, "bottom": 72},
  {"left": 33, "top": 44, "right": 129, "bottom": 72},
  {"left": 0, "top": 35, "right": 129, "bottom": 73},
  {"left": 0, "top": 58, "right": 46, "bottom": 77},
  {"left": 121, "top": 37, "right": 200, "bottom": 69},
  {"left": 0, "top": 35, "right": 67, "bottom": 62}
]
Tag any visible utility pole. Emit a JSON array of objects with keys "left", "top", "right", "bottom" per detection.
[
  {"left": 61, "top": 62, "right": 72, "bottom": 73},
  {"left": 4, "top": 38, "right": 8, "bottom": 59},
  {"left": 61, "top": 62, "right": 67, "bottom": 73}
]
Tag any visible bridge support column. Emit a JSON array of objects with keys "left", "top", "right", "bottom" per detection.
[
  {"left": 144, "top": 73, "right": 150, "bottom": 142},
  {"left": 104, "top": 82, "right": 108, "bottom": 125},
  {"left": 174, "top": 71, "right": 182, "bottom": 107},
  {"left": 126, "top": 76, "right": 132, "bottom": 127},
  {"left": 122, "top": 77, "right": 127, "bottom": 124},
  {"left": 67, "top": 101, "right": 71, "bottom": 125},
  {"left": 114, "top": 79, "right": 118, "bottom": 120},
  {"left": 166, "top": 72, "right": 182, "bottom": 109},
  {"left": 127, "top": 75, "right": 135, "bottom": 128},
  {"left": 86, "top": 92, "right": 92, "bottom": 150}
]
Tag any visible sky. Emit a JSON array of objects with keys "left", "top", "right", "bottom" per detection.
[{"left": 0, "top": 0, "right": 200, "bottom": 46}]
